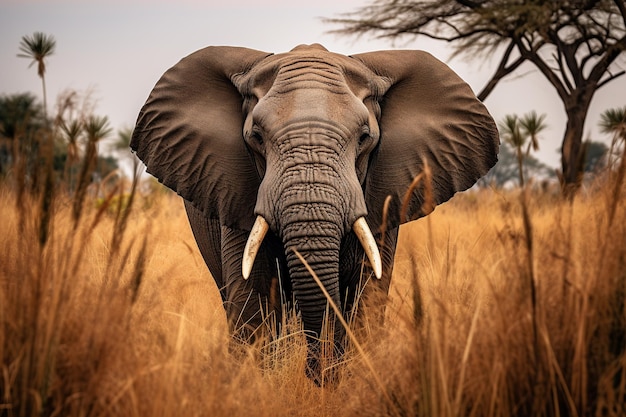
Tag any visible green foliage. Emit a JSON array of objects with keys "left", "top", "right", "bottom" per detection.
[
  {"left": 0, "top": 92, "right": 44, "bottom": 139},
  {"left": 0, "top": 93, "right": 119, "bottom": 192},
  {"left": 584, "top": 140, "right": 609, "bottom": 173},
  {"left": 0, "top": 93, "right": 43, "bottom": 176}
]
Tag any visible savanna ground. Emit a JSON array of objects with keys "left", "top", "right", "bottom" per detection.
[{"left": 1, "top": 169, "right": 625, "bottom": 416}]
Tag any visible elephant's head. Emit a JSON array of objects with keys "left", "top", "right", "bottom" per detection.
[{"left": 131, "top": 44, "right": 498, "bottom": 355}]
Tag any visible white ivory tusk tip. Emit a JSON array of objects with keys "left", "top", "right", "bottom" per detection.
[
  {"left": 353, "top": 217, "right": 383, "bottom": 280},
  {"left": 242, "top": 216, "right": 269, "bottom": 280}
]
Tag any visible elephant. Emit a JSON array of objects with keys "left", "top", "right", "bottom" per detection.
[{"left": 130, "top": 43, "right": 499, "bottom": 382}]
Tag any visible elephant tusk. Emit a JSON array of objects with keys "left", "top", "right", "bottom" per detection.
[
  {"left": 353, "top": 217, "right": 382, "bottom": 279},
  {"left": 242, "top": 216, "right": 269, "bottom": 280}
]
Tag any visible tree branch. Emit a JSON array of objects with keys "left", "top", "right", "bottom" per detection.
[
  {"left": 477, "top": 40, "right": 525, "bottom": 100},
  {"left": 598, "top": 69, "right": 626, "bottom": 89},
  {"left": 514, "top": 36, "right": 570, "bottom": 101},
  {"left": 587, "top": 35, "right": 626, "bottom": 87},
  {"left": 552, "top": 54, "right": 571, "bottom": 94}
]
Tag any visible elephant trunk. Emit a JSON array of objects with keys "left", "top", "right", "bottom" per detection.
[
  {"left": 279, "top": 198, "right": 344, "bottom": 344},
  {"left": 285, "top": 242, "right": 341, "bottom": 331},
  {"left": 280, "top": 205, "right": 345, "bottom": 384}
]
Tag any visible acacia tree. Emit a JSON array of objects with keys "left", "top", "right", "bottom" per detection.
[{"left": 327, "top": 0, "right": 626, "bottom": 194}]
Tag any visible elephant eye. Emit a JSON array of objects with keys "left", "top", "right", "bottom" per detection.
[
  {"left": 358, "top": 128, "right": 371, "bottom": 146},
  {"left": 251, "top": 131, "right": 264, "bottom": 146}
]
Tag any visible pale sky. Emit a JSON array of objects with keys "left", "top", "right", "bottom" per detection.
[{"left": 2, "top": 0, "right": 625, "bottom": 168}]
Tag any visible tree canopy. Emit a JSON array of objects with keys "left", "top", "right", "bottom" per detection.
[{"left": 327, "top": 0, "right": 626, "bottom": 194}]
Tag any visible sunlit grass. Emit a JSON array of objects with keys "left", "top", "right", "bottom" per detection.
[{"left": 1, "top": 169, "right": 625, "bottom": 415}]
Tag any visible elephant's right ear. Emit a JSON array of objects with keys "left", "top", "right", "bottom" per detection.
[
  {"left": 352, "top": 50, "right": 499, "bottom": 232},
  {"left": 131, "top": 46, "right": 272, "bottom": 230}
]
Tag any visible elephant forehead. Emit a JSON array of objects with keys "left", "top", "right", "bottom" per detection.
[
  {"left": 254, "top": 87, "right": 369, "bottom": 134},
  {"left": 247, "top": 48, "right": 377, "bottom": 98},
  {"left": 272, "top": 59, "right": 347, "bottom": 93}
]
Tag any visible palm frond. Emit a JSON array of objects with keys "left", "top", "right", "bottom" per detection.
[
  {"left": 17, "top": 32, "right": 56, "bottom": 78},
  {"left": 599, "top": 107, "right": 626, "bottom": 140}
]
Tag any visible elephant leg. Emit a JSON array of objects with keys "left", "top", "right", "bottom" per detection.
[
  {"left": 184, "top": 200, "right": 224, "bottom": 297},
  {"left": 185, "top": 199, "right": 285, "bottom": 343},
  {"left": 361, "top": 227, "right": 398, "bottom": 325},
  {"left": 341, "top": 227, "right": 399, "bottom": 331},
  {"left": 220, "top": 226, "right": 280, "bottom": 343}
]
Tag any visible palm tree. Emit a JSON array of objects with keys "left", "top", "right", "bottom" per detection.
[
  {"left": 500, "top": 114, "right": 526, "bottom": 187},
  {"left": 60, "top": 120, "right": 82, "bottom": 189},
  {"left": 73, "top": 115, "right": 111, "bottom": 220},
  {"left": 599, "top": 107, "right": 626, "bottom": 224},
  {"left": 17, "top": 32, "right": 56, "bottom": 122},
  {"left": 499, "top": 112, "right": 548, "bottom": 187},
  {"left": 18, "top": 32, "right": 57, "bottom": 202},
  {"left": 84, "top": 115, "right": 113, "bottom": 182},
  {"left": 111, "top": 127, "right": 143, "bottom": 175},
  {"left": 599, "top": 107, "right": 626, "bottom": 169},
  {"left": 520, "top": 111, "right": 548, "bottom": 155},
  {"left": 112, "top": 127, "right": 132, "bottom": 156}
]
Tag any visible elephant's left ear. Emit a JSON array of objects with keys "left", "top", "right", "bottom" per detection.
[{"left": 351, "top": 50, "right": 499, "bottom": 231}]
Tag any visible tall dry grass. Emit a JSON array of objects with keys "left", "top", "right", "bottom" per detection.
[
  {"left": 379, "top": 181, "right": 626, "bottom": 417},
  {"left": 1, "top": 166, "right": 625, "bottom": 416}
]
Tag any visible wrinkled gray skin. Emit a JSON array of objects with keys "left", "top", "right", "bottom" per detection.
[{"left": 131, "top": 44, "right": 499, "bottom": 382}]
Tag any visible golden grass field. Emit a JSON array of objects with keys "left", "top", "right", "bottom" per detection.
[{"left": 1, "top": 173, "right": 625, "bottom": 416}]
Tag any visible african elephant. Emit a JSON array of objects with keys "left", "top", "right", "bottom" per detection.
[{"left": 131, "top": 43, "right": 498, "bottom": 380}]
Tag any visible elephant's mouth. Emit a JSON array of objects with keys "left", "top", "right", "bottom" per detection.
[{"left": 241, "top": 215, "right": 382, "bottom": 280}]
